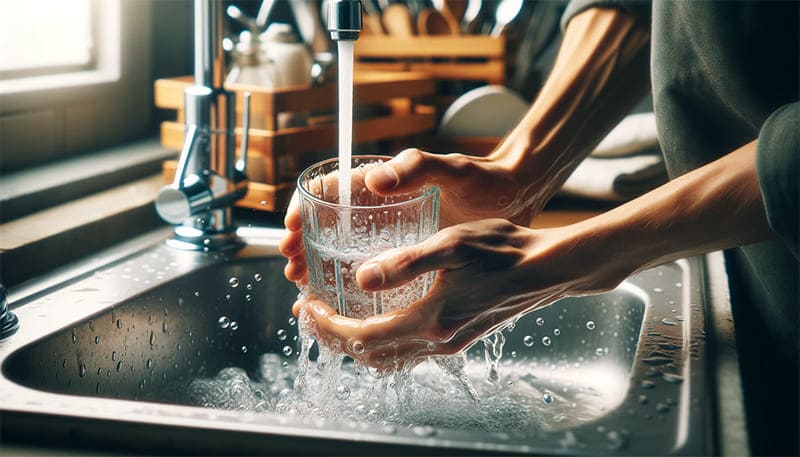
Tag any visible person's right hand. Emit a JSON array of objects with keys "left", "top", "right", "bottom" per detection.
[{"left": 280, "top": 148, "right": 552, "bottom": 284}]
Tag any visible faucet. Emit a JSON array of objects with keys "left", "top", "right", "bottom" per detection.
[
  {"left": 155, "top": 0, "right": 252, "bottom": 251},
  {"left": 327, "top": 0, "right": 362, "bottom": 40}
]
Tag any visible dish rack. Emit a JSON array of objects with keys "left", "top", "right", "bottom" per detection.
[{"left": 154, "top": 72, "right": 436, "bottom": 212}]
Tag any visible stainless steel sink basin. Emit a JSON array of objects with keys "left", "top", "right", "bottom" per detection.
[{"left": 0, "top": 227, "right": 711, "bottom": 455}]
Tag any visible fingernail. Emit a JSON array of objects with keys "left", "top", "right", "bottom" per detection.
[
  {"left": 359, "top": 262, "right": 385, "bottom": 288},
  {"left": 369, "top": 165, "right": 399, "bottom": 190}
]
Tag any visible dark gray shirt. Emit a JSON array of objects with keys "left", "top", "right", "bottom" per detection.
[{"left": 562, "top": 0, "right": 798, "bottom": 356}]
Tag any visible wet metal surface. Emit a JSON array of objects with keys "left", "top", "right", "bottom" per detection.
[{"left": 0, "top": 227, "right": 711, "bottom": 455}]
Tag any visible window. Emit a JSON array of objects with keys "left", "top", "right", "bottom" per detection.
[
  {"left": 0, "top": 0, "right": 150, "bottom": 172},
  {"left": 0, "top": 0, "right": 95, "bottom": 79}
]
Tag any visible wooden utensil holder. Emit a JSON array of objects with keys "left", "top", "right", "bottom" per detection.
[{"left": 155, "top": 72, "right": 437, "bottom": 212}]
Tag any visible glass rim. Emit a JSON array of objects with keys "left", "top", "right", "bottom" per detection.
[{"left": 297, "top": 155, "right": 439, "bottom": 210}]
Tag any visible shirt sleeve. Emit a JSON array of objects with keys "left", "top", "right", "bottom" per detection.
[
  {"left": 561, "top": 0, "right": 652, "bottom": 30},
  {"left": 756, "top": 102, "right": 799, "bottom": 259}
]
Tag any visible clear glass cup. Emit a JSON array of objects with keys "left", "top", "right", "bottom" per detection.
[{"left": 298, "top": 155, "right": 440, "bottom": 319}]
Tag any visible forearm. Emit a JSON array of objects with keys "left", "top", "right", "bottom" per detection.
[
  {"left": 570, "top": 140, "right": 773, "bottom": 282},
  {"left": 491, "top": 7, "right": 651, "bottom": 205}
]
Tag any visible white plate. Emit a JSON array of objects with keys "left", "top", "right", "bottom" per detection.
[{"left": 438, "top": 85, "right": 529, "bottom": 137}]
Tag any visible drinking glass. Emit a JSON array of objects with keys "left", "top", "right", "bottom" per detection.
[{"left": 298, "top": 155, "right": 440, "bottom": 319}]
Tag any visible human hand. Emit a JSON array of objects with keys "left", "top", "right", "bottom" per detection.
[
  {"left": 280, "top": 148, "right": 546, "bottom": 284},
  {"left": 292, "top": 218, "right": 632, "bottom": 371}
]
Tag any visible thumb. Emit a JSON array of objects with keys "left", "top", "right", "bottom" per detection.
[
  {"left": 365, "top": 149, "right": 466, "bottom": 195},
  {"left": 356, "top": 229, "right": 470, "bottom": 290}
]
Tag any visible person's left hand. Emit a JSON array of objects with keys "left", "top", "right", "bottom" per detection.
[{"left": 292, "top": 218, "right": 632, "bottom": 372}]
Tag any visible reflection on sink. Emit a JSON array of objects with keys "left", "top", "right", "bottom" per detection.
[{"left": 0, "top": 228, "right": 711, "bottom": 455}]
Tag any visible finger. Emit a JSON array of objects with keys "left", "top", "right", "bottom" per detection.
[
  {"left": 365, "top": 149, "right": 470, "bottom": 195},
  {"left": 278, "top": 230, "right": 304, "bottom": 257},
  {"left": 284, "top": 257, "right": 308, "bottom": 282},
  {"left": 284, "top": 192, "right": 302, "bottom": 232},
  {"left": 355, "top": 228, "right": 471, "bottom": 290}
]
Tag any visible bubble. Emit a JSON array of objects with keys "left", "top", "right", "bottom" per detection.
[
  {"left": 288, "top": 317, "right": 296, "bottom": 326},
  {"left": 335, "top": 385, "right": 351, "bottom": 400},
  {"left": 241, "top": 346, "right": 248, "bottom": 353},
  {"left": 542, "top": 392, "right": 554, "bottom": 404},
  {"left": 277, "top": 329, "right": 288, "bottom": 340},
  {"left": 225, "top": 294, "right": 231, "bottom": 301},
  {"left": 553, "top": 328, "right": 561, "bottom": 336},
  {"left": 542, "top": 336, "right": 551, "bottom": 346},
  {"left": 536, "top": 317, "right": 545, "bottom": 326},
  {"left": 595, "top": 347, "right": 605, "bottom": 356},
  {"left": 218, "top": 316, "right": 230, "bottom": 329},
  {"left": 349, "top": 339, "right": 365, "bottom": 355},
  {"left": 282, "top": 346, "right": 293, "bottom": 356},
  {"left": 194, "top": 291, "right": 200, "bottom": 297},
  {"left": 586, "top": 321, "right": 596, "bottom": 330},
  {"left": 245, "top": 294, "right": 252, "bottom": 302},
  {"left": 523, "top": 336, "right": 534, "bottom": 347},
  {"left": 229, "top": 277, "right": 239, "bottom": 288},
  {"left": 246, "top": 283, "right": 253, "bottom": 291},
  {"left": 254, "top": 273, "right": 263, "bottom": 282},
  {"left": 260, "top": 200, "right": 267, "bottom": 206}
]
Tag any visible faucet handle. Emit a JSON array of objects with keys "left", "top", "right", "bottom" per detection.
[{"left": 236, "top": 91, "right": 251, "bottom": 174}]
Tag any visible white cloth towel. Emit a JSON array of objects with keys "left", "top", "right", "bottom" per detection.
[{"left": 560, "top": 113, "right": 668, "bottom": 202}]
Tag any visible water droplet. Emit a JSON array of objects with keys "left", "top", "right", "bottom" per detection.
[
  {"left": 229, "top": 277, "right": 239, "bottom": 288},
  {"left": 116, "top": 361, "right": 123, "bottom": 372},
  {"left": 542, "top": 336, "right": 552, "bottom": 346},
  {"left": 218, "top": 316, "right": 230, "bottom": 329},
  {"left": 241, "top": 345, "right": 248, "bottom": 353},
  {"left": 640, "top": 379, "right": 656, "bottom": 389},
  {"left": 149, "top": 330, "right": 156, "bottom": 346},
  {"left": 79, "top": 363, "right": 87, "bottom": 378},
  {"left": 335, "top": 385, "right": 351, "bottom": 400},
  {"left": 412, "top": 425, "right": 436, "bottom": 437},
  {"left": 595, "top": 347, "right": 605, "bottom": 356},
  {"left": 146, "top": 359, "right": 153, "bottom": 369},
  {"left": 553, "top": 328, "right": 561, "bottom": 336},
  {"left": 162, "top": 321, "right": 169, "bottom": 334},
  {"left": 277, "top": 329, "right": 288, "bottom": 340},
  {"left": 116, "top": 319, "right": 122, "bottom": 329},
  {"left": 112, "top": 351, "right": 117, "bottom": 361},
  {"left": 653, "top": 287, "right": 663, "bottom": 293},
  {"left": 245, "top": 294, "right": 252, "bottom": 302},
  {"left": 230, "top": 321, "right": 239, "bottom": 331},
  {"left": 282, "top": 346, "right": 293, "bottom": 356},
  {"left": 662, "top": 373, "right": 684, "bottom": 384},
  {"left": 660, "top": 318, "right": 677, "bottom": 326},
  {"left": 246, "top": 283, "right": 253, "bottom": 291},
  {"left": 260, "top": 200, "right": 267, "bottom": 206},
  {"left": 523, "top": 336, "right": 534, "bottom": 347},
  {"left": 510, "top": 350, "right": 517, "bottom": 358},
  {"left": 94, "top": 336, "right": 100, "bottom": 344},
  {"left": 586, "top": 321, "right": 596, "bottom": 330},
  {"left": 542, "top": 392, "right": 554, "bottom": 404},
  {"left": 288, "top": 317, "right": 296, "bottom": 326},
  {"left": 536, "top": 317, "right": 545, "bottom": 326},
  {"left": 656, "top": 402, "right": 670, "bottom": 413},
  {"left": 638, "top": 394, "right": 649, "bottom": 404},
  {"left": 194, "top": 291, "right": 200, "bottom": 297}
]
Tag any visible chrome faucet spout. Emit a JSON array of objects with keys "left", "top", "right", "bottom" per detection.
[
  {"left": 328, "top": 0, "right": 362, "bottom": 41},
  {"left": 155, "top": 0, "right": 251, "bottom": 251}
]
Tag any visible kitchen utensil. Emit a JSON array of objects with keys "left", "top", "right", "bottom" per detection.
[
  {"left": 382, "top": 3, "right": 416, "bottom": 36},
  {"left": 490, "top": 0, "right": 523, "bottom": 37},
  {"left": 227, "top": 5, "right": 261, "bottom": 33},
  {"left": 256, "top": 0, "right": 276, "bottom": 28},
  {"left": 462, "top": 0, "right": 483, "bottom": 34},
  {"left": 417, "top": 7, "right": 456, "bottom": 35}
]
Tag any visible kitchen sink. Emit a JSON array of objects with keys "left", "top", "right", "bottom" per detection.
[{"left": 0, "top": 227, "right": 711, "bottom": 455}]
